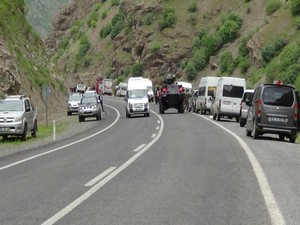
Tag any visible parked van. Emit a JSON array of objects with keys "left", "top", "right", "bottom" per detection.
[
  {"left": 195, "top": 76, "right": 219, "bottom": 114},
  {"left": 116, "top": 82, "right": 127, "bottom": 97},
  {"left": 245, "top": 82, "right": 298, "bottom": 143},
  {"left": 143, "top": 78, "right": 154, "bottom": 102},
  {"left": 212, "top": 77, "right": 246, "bottom": 122},
  {"left": 125, "top": 78, "right": 150, "bottom": 118}
]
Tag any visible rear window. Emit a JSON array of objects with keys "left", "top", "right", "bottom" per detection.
[
  {"left": 242, "top": 92, "right": 253, "bottom": 102},
  {"left": 198, "top": 87, "right": 205, "bottom": 96},
  {"left": 223, "top": 85, "right": 244, "bottom": 98},
  {"left": 262, "top": 86, "right": 294, "bottom": 107}
]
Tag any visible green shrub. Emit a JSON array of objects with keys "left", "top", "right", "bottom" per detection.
[
  {"left": 238, "top": 56, "right": 251, "bottom": 74},
  {"left": 290, "top": 0, "right": 300, "bottom": 16},
  {"left": 110, "top": 20, "right": 124, "bottom": 39},
  {"left": 123, "top": 65, "right": 132, "bottom": 76},
  {"left": 188, "top": 14, "right": 197, "bottom": 26},
  {"left": 149, "top": 41, "right": 161, "bottom": 53},
  {"left": 185, "top": 61, "right": 197, "bottom": 80},
  {"left": 192, "top": 37, "right": 201, "bottom": 49},
  {"left": 192, "top": 49, "right": 208, "bottom": 71},
  {"left": 125, "top": 15, "right": 133, "bottom": 34},
  {"left": 59, "top": 38, "right": 69, "bottom": 50},
  {"left": 87, "top": 11, "right": 99, "bottom": 28},
  {"left": 112, "top": 12, "right": 124, "bottom": 26},
  {"left": 100, "top": 24, "right": 112, "bottom": 38},
  {"left": 76, "top": 35, "right": 90, "bottom": 60},
  {"left": 111, "top": 0, "right": 120, "bottom": 7},
  {"left": 295, "top": 17, "right": 300, "bottom": 29},
  {"left": 219, "top": 51, "right": 236, "bottom": 74},
  {"left": 265, "top": 0, "right": 282, "bottom": 16},
  {"left": 188, "top": 2, "right": 198, "bottom": 12},
  {"left": 158, "top": 8, "right": 176, "bottom": 31},
  {"left": 144, "top": 13, "right": 153, "bottom": 25},
  {"left": 218, "top": 19, "right": 241, "bottom": 43},
  {"left": 180, "top": 60, "right": 187, "bottom": 70},
  {"left": 102, "top": 10, "right": 107, "bottom": 19},
  {"left": 238, "top": 34, "right": 252, "bottom": 57},
  {"left": 202, "top": 34, "right": 222, "bottom": 57},
  {"left": 131, "top": 63, "right": 143, "bottom": 76},
  {"left": 245, "top": 0, "right": 251, "bottom": 2},
  {"left": 261, "top": 37, "right": 287, "bottom": 62},
  {"left": 279, "top": 64, "right": 300, "bottom": 84}
]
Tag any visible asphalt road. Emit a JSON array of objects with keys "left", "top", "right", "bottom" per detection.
[{"left": 0, "top": 96, "right": 299, "bottom": 225}]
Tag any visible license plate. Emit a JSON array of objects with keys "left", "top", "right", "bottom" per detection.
[
  {"left": 0, "top": 128, "right": 10, "bottom": 131},
  {"left": 222, "top": 101, "right": 231, "bottom": 105},
  {"left": 268, "top": 117, "right": 287, "bottom": 123},
  {"left": 84, "top": 111, "right": 92, "bottom": 114}
]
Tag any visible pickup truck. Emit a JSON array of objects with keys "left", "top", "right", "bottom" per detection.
[{"left": 0, "top": 95, "right": 38, "bottom": 141}]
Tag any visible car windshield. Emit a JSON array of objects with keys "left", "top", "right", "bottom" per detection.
[
  {"left": 81, "top": 97, "right": 97, "bottom": 104},
  {"left": 0, "top": 100, "right": 23, "bottom": 111},
  {"left": 128, "top": 89, "right": 148, "bottom": 98},
  {"left": 69, "top": 95, "right": 82, "bottom": 101},
  {"left": 84, "top": 92, "right": 96, "bottom": 97},
  {"left": 263, "top": 86, "right": 294, "bottom": 107}
]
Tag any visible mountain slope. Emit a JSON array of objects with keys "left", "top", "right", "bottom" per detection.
[
  {"left": 25, "top": 0, "right": 69, "bottom": 38},
  {"left": 0, "top": 0, "right": 68, "bottom": 121},
  {"left": 47, "top": 0, "right": 300, "bottom": 91}
]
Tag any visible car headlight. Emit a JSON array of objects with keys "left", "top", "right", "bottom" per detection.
[
  {"left": 14, "top": 117, "right": 22, "bottom": 122},
  {"left": 129, "top": 103, "right": 133, "bottom": 109},
  {"left": 144, "top": 103, "right": 149, "bottom": 108}
]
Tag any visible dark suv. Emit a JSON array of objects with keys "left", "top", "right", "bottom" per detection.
[
  {"left": 245, "top": 82, "right": 298, "bottom": 143},
  {"left": 159, "top": 74, "right": 185, "bottom": 114}
]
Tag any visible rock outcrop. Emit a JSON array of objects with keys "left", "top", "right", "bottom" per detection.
[{"left": 0, "top": 39, "right": 20, "bottom": 95}]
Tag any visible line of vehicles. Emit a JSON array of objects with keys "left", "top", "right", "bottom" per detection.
[{"left": 190, "top": 76, "right": 299, "bottom": 143}]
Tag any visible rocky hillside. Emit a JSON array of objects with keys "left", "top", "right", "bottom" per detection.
[
  {"left": 46, "top": 0, "right": 300, "bottom": 91},
  {"left": 0, "top": 0, "right": 68, "bottom": 122},
  {"left": 25, "top": 0, "right": 69, "bottom": 39}
]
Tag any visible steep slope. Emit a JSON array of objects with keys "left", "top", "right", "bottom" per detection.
[
  {"left": 25, "top": 0, "right": 69, "bottom": 38},
  {"left": 0, "top": 0, "right": 68, "bottom": 122},
  {"left": 47, "top": 0, "right": 300, "bottom": 91}
]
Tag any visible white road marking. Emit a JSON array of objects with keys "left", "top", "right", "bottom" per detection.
[
  {"left": 151, "top": 133, "right": 156, "bottom": 139},
  {"left": 133, "top": 144, "right": 146, "bottom": 152},
  {"left": 0, "top": 105, "right": 120, "bottom": 171},
  {"left": 198, "top": 114, "right": 286, "bottom": 225},
  {"left": 41, "top": 110, "right": 164, "bottom": 225},
  {"left": 84, "top": 167, "right": 116, "bottom": 187},
  {"left": 156, "top": 126, "right": 159, "bottom": 130}
]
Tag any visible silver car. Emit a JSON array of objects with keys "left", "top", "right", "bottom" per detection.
[
  {"left": 239, "top": 89, "right": 254, "bottom": 127},
  {"left": 67, "top": 93, "right": 82, "bottom": 116},
  {"left": 78, "top": 96, "right": 102, "bottom": 122}
]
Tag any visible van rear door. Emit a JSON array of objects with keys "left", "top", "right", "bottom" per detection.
[
  {"left": 222, "top": 85, "right": 244, "bottom": 114},
  {"left": 261, "top": 86, "right": 296, "bottom": 128}
]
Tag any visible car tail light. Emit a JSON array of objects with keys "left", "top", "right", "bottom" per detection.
[
  {"left": 294, "top": 102, "right": 298, "bottom": 121},
  {"left": 256, "top": 98, "right": 262, "bottom": 117},
  {"left": 162, "top": 87, "right": 167, "bottom": 93},
  {"left": 179, "top": 87, "right": 183, "bottom": 93}
]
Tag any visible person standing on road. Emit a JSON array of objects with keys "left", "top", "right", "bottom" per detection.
[
  {"left": 96, "top": 76, "right": 104, "bottom": 112},
  {"left": 155, "top": 86, "right": 160, "bottom": 104}
]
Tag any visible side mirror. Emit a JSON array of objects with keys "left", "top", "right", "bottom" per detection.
[
  {"left": 25, "top": 107, "right": 31, "bottom": 112},
  {"left": 245, "top": 99, "right": 251, "bottom": 106}
]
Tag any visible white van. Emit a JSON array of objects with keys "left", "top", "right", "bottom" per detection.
[
  {"left": 143, "top": 78, "right": 154, "bottom": 102},
  {"left": 116, "top": 82, "right": 127, "bottom": 97},
  {"left": 195, "top": 76, "right": 219, "bottom": 114},
  {"left": 125, "top": 78, "right": 150, "bottom": 118},
  {"left": 212, "top": 77, "right": 246, "bottom": 122}
]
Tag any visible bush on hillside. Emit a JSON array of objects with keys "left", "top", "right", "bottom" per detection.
[
  {"left": 188, "top": 2, "right": 198, "bottom": 12},
  {"left": 111, "top": 0, "right": 120, "bottom": 7},
  {"left": 261, "top": 37, "right": 287, "bottom": 62},
  {"left": 131, "top": 63, "right": 143, "bottom": 77},
  {"left": 219, "top": 51, "right": 236, "bottom": 74},
  {"left": 76, "top": 35, "right": 90, "bottom": 60},
  {"left": 291, "top": 0, "right": 300, "bottom": 16},
  {"left": 144, "top": 13, "right": 153, "bottom": 25},
  {"left": 238, "top": 56, "right": 251, "bottom": 74},
  {"left": 188, "top": 14, "right": 197, "bottom": 26},
  {"left": 102, "top": 11, "right": 107, "bottom": 19},
  {"left": 238, "top": 33, "right": 253, "bottom": 57},
  {"left": 218, "top": 19, "right": 241, "bottom": 43},
  {"left": 265, "top": 0, "right": 282, "bottom": 16},
  {"left": 110, "top": 20, "right": 124, "bottom": 39},
  {"left": 279, "top": 64, "right": 300, "bottom": 84},
  {"left": 149, "top": 41, "right": 161, "bottom": 53},
  {"left": 191, "top": 49, "right": 207, "bottom": 71},
  {"left": 100, "top": 24, "right": 112, "bottom": 38},
  {"left": 87, "top": 11, "right": 99, "bottom": 28},
  {"left": 202, "top": 34, "right": 222, "bottom": 57},
  {"left": 185, "top": 61, "right": 197, "bottom": 80},
  {"left": 192, "top": 37, "right": 201, "bottom": 49},
  {"left": 123, "top": 65, "right": 132, "bottom": 77},
  {"left": 158, "top": 8, "right": 176, "bottom": 31}
]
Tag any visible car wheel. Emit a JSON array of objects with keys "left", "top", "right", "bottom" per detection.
[
  {"left": 21, "top": 124, "right": 27, "bottom": 141},
  {"left": 252, "top": 121, "right": 259, "bottom": 139},
  {"left": 159, "top": 102, "right": 165, "bottom": 114},
  {"left": 235, "top": 116, "right": 239, "bottom": 123},
  {"left": 289, "top": 135, "right": 296, "bottom": 143},
  {"left": 2, "top": 135, "right": 8, "bottom": 141},
  {"left": 31, "top": 121, "right": 37, "bottom": 138},
  {"left": 279, "top": 134, "right": 285, "bottom": 141},
  {"left": 67, "top": 111, "right": 71, "bottom": 116},
  {"left": 217, "top": 110, "right": 221, "bottom": 121},
  {"left": 79, "top": 116, "right": 83, "bottom": 122}
]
